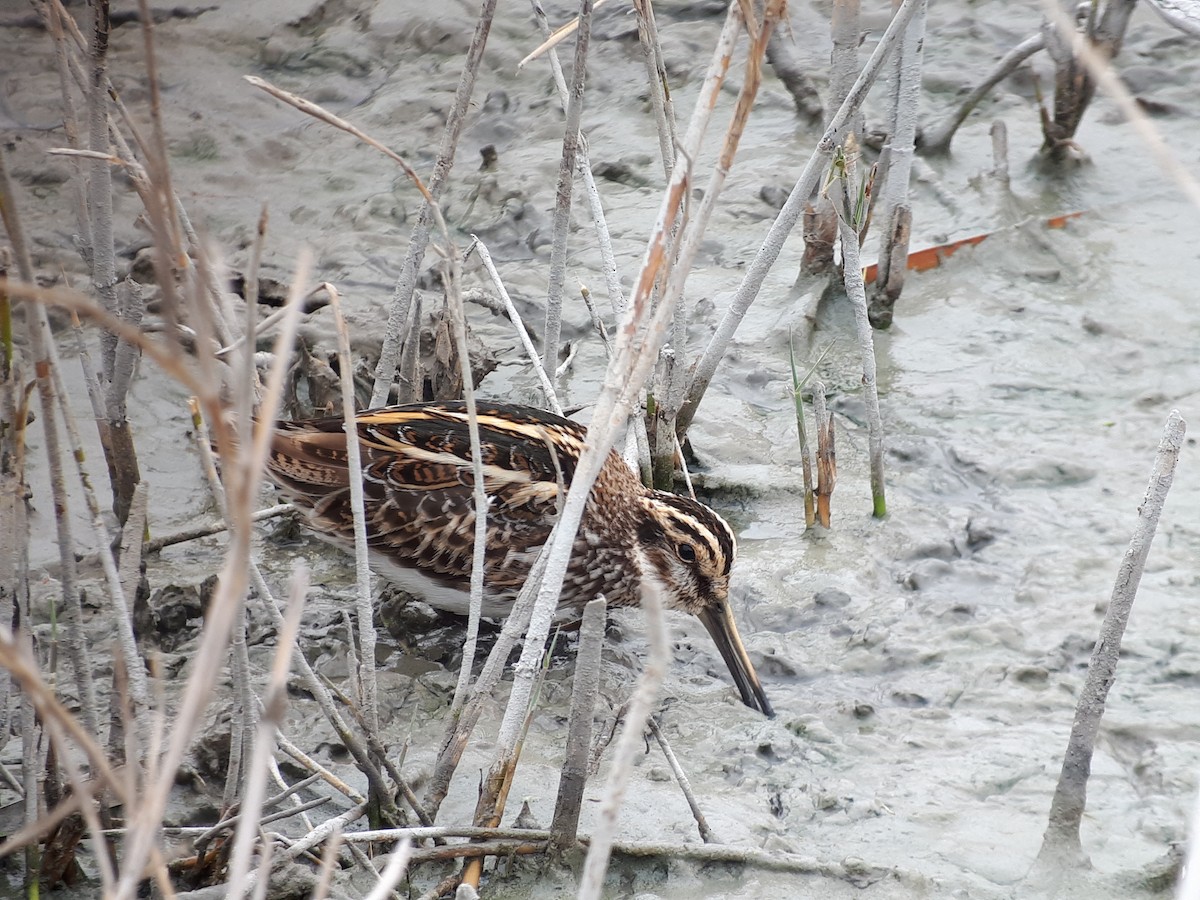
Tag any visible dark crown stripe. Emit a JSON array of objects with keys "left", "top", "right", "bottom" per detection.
[{"left": 644, "top": 491, "right": 736, "bottom": 575}]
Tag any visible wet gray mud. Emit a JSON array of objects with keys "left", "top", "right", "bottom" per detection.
[{"left": 3, "top": 0, "right": 1200, "bottom": 897}]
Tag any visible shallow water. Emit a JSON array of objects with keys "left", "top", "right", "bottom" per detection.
[{"left": 3, "top": 0, "right": 1199, "bottom": 896}]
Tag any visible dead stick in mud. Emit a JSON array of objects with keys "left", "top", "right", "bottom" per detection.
[
  {"left": 0, "top": 149, "right": 102, "bottom": 743},
  {"left": 541, "top": 0, "right": 595, "bottom": 388},
  {"left": 550, "top": 597, "right": 606, "bottom": 851},
  {"left": 921, "top": 33, "right": 1044, "bottom": 155},
  {"left": 141, "top": 504, "right": 294, "bottom": 553},
  {"left": 678, "top": 0, "right": 925, "bottom": 438},
  {"left": 868, "top": 0, "right": 925, "bottom": 329},
  {"left": 801, "top": 0, "right": 860, "bottom": 278},
  {"left": 631, "top": 0, "right": 678, "bottom": 177},
  {"left": 647, "top": 717, "right": 716, "bottom": 843},
  {"left": 276, "top": 735, "right": 365, "bottom": 805},
  {"left": 1035, "top": 410, "right": 1186, "bottom": 870},
  {"left": 1038, "top": 2, "right": 1200, "bottom": 209},
  {"left": 606, "top": 838, "right": 857, "bottom": 876},
  {"left": 529, "top": 0, "right": 627, "bottom": 316}
]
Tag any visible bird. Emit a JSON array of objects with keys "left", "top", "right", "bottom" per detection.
[{"left": 264, "top": 400, "right": 773, "bottom": 716}]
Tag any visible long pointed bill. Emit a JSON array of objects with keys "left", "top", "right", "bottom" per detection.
[{"left": 698, "top": 602, "right": 774, "bottom": 717}]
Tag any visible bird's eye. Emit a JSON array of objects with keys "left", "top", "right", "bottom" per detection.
[{"left": 677, "top": 542, "right": 696, "bottom": 562}]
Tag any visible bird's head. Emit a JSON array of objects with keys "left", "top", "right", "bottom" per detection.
[{"left": 636, "top": 492, "right": 773, "bottom": 717}]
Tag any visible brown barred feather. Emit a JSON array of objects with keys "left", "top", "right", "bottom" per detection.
[{"left": 264, "top": 400, "right": 773, "bottom": 715}]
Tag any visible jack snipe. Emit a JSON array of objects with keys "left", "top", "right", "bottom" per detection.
[{"left": 266, "top": 400, "right": 773, "bottom": 716}]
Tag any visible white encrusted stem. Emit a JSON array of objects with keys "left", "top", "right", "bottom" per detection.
[
  {"left": 469, "top": 236, "right": 562, "bottom": 415},
  {"left": 577, "top": 579, "right": 670, "bottom": 900},
  {"left": 550, "top": 597, "right": 606, "bottom": 850},
  {"left": 529, "top": 0, "right": 627, "bottom": 316},
  {"left": 868, "top": 0, "right": 925, "bottom": 319},
  {"left": 327, "top": 285, "right": 379, "bottom": 736},
  {"left": 1038, "top": 411, "right": 1186, "bottom": 865},
  {"left": 836, "top": 212, "right": 886, "bottom": 518},
  {"left": 542, "top": 0, "right": 596, "bottom": 387}
]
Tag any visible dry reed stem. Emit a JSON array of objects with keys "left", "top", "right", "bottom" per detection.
[
  {"left": 1036, "top": 410, "right": 1185, "bottom": 871},
  {"left": 276, "top": 735, "right": 366, "bottom": 804},
  {"left": 238, "top": 204, "right": 269, "bottom": 442},
  {"left": 812, "top": 381, "right": 834, "bottom": 527},
  {"left": 440, "top": 247, "right": 489, "bottom": 726},
  {"left": 469, "top": 190, "right": 686, "bottom": 854},
  {"left": 311, "top": 827, "right": 343, "bottom": 900},
  {"left": 361, "top": 839, "right": 413, "bottom": 900},
  {"left": 0, "top": 627, "right": 130, "bottom": 857},
  {"left": 631, "top": 0, "right": 678, "bottom": 178},
  {"left": 468, "top": 236, "right": 562, "bottom": 414},
  {"left": 341, "top": 825, "right": 552, "bottom": 844},
  {"left": 276, "top": 802, "right": 368, "bottom": 863},
  {"left": 461, "top": 40, "right": 704, "bottom": 839},
  {"left": 191, "top": 772, "right": 326, "bottom": 846},
  {"left": 247, "top": 564, "right": 398, "bottom": 822},
  {"left": 226, "top": 566, "right": 310, "bottom": 898},
  {"left": 529, "top": 0, "right": 628, "bottom": 317},
  {"left": 86, "top": 0, "right": 119, "bottom": 376},
  {"left": 424, "top": 550, "right": 551, "bottom": 817},
  {"left": 655, "top": 0, "right": 783, "bottom": 476},
  {"left": 647, "top": 717, "right": 716, "bottom": 843},
  {"left": 245, "top": 77, "right": 434, "bottom": 208},
  {"left": 368, "top": 0, "right": 498, "bottom": 407},
  {"left": 326, "top": 285, "right": 379, "bottom": 737},
  {"left": 518, "top": 0, "right": 611, "bottom": 69},
  {"left": 0, "top": 149, "right": 103, "bottom": 744},
  {"left": 137, "top": 504, "right": 293, "bottom": 554},
  {"left": 541, "top": 0, "right": 595, "bottom": 388},
  {"left": 833, "top": 189, "right": 886, "bottom": 517},
  {"left": 40, "top": 313, "right": 151, "bottom": 723},
  {"left": 678, "top": 0, "right": 925, "bottom": 437},
  {"left": 789, "top": 343, "right": 817, "bottom": 528},
  {"left": 111, "top": 253, "right": 311, "bottom": 900},
  {"left": 40, "top": 0, "right": 89, "bottom": 236},
  {"left": 867, "top": 0, "right": 925, "bottom": 327}
]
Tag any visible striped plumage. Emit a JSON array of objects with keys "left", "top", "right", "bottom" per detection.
[{"left": 266, "top": 400, "right": 772, "bottom": 716}]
